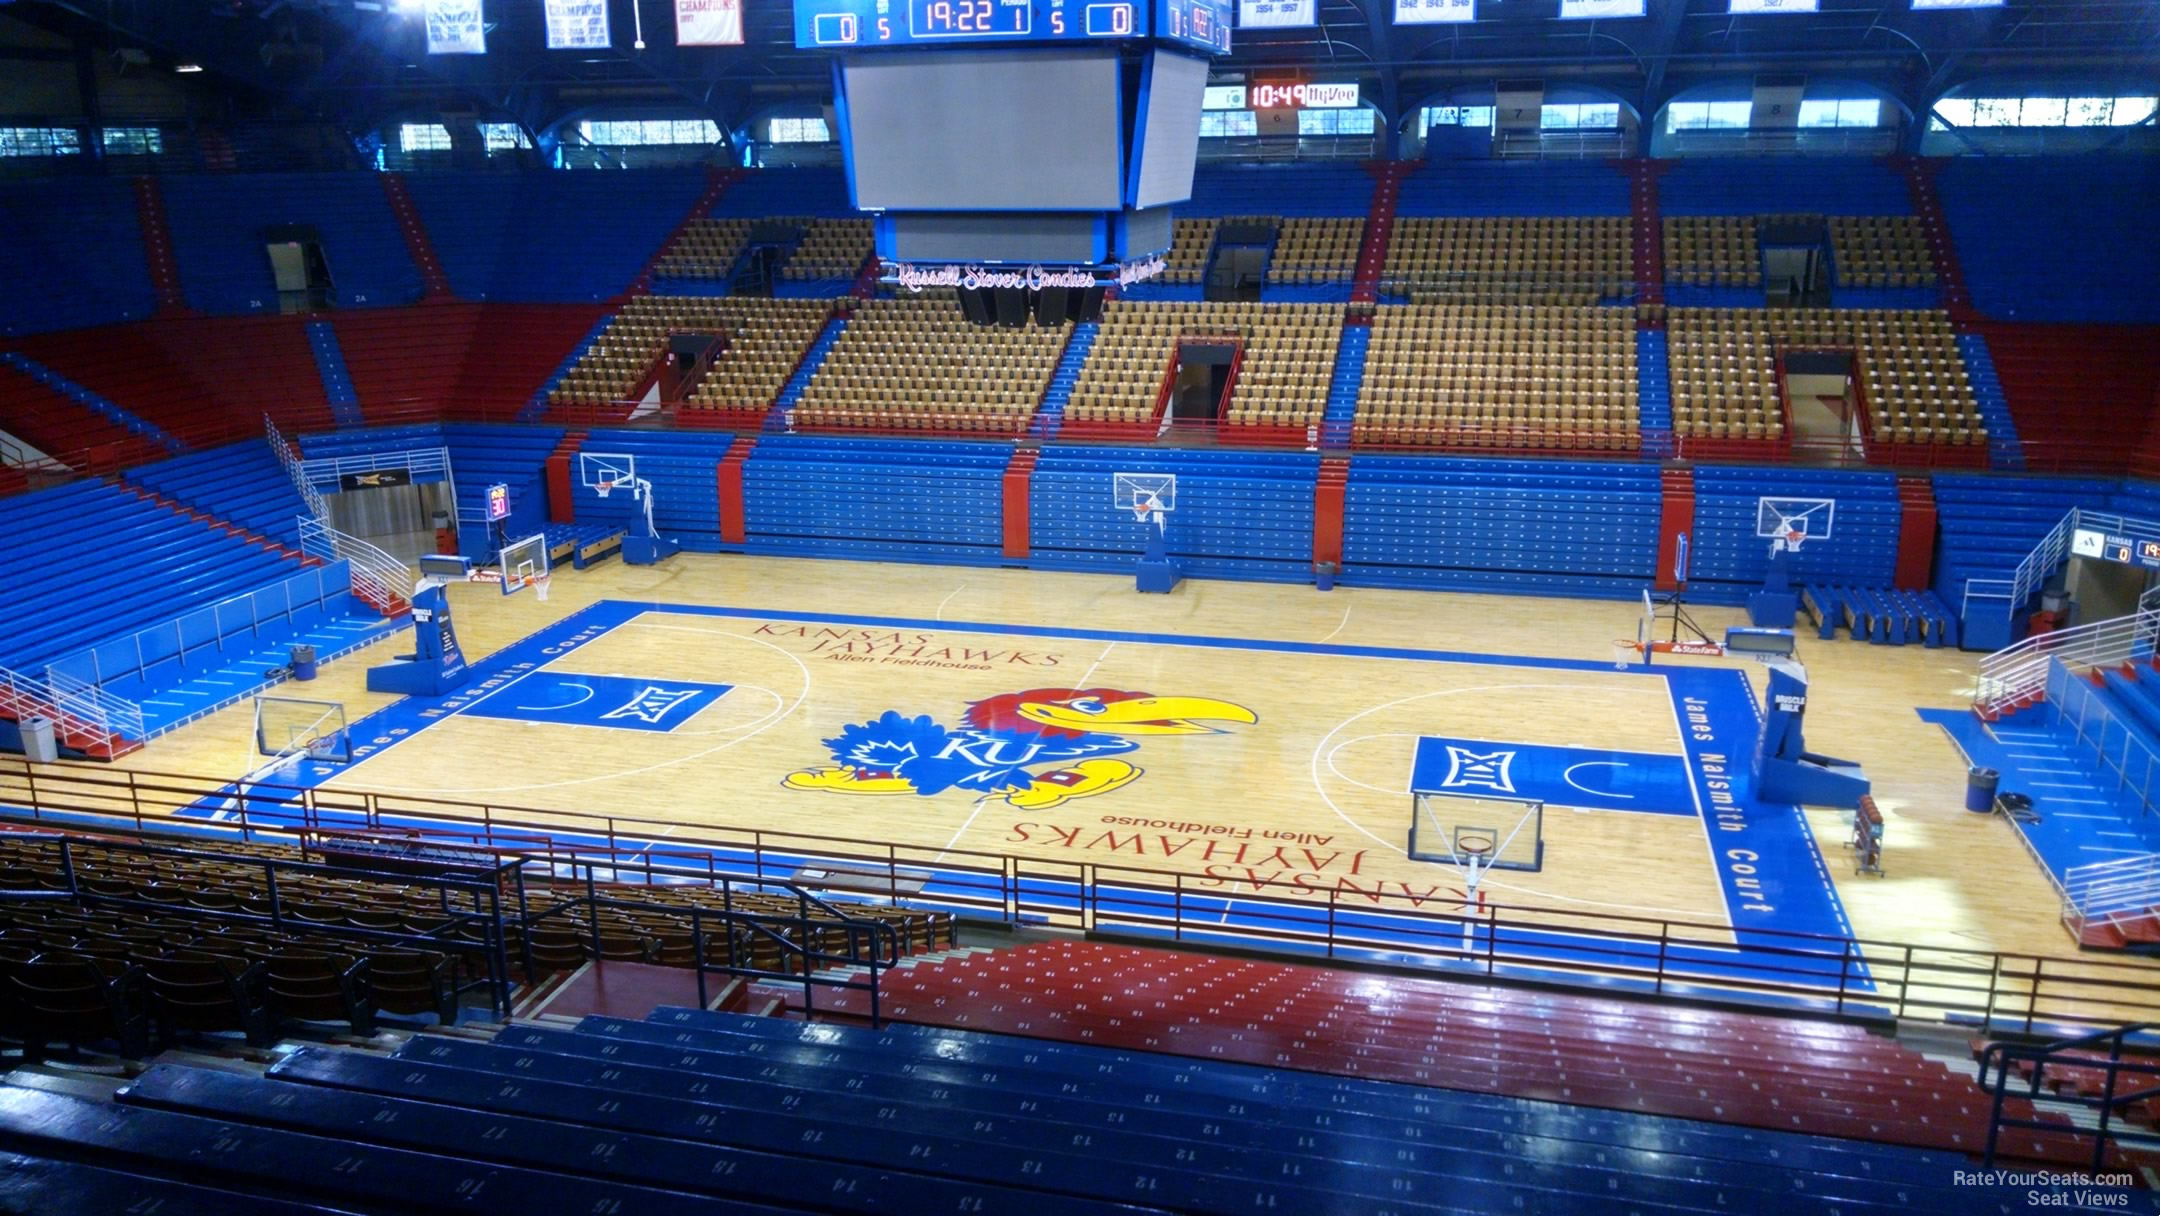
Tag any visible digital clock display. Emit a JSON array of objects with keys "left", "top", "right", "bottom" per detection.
[
  {"left": 911, "top": 0, "right": 1030, "bottom": 37},
  {"left": 795, "top": 0, "right": 1146, "bottom": 46}
]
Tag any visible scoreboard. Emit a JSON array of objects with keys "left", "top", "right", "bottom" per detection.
[{"left": 795, "top": 0, "right": 1226, "bottom": 52}]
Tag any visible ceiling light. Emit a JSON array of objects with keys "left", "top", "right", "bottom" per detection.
[{"left": 175, "top": 63, "right": 204, "bottom": 73}]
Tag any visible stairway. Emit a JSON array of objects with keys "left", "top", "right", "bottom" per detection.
[
  {"left": 1349, "top": 162, "right": 1406, "bottom": 304},
  {"left": 1898, "top": 157, "right": 1975, "bottom": 325},
  {"left": 131, "top": 177, "right": 188, "bottom": 315},
  {"left": 1319, "top": 323, "right": 1368, "bottom": 448},
  {"left": 1031, "top": 321, "right": 1098, "bottom": 440},
  {"left": 1636, "top": 328, "right": 1673, "bottom": 458},
  {"left": 1627, "top": 159, "right": 1669, "bottom": 311},
  {"left": 378, "top": 173, "right": 452, "bottom": 299},
  {"left": 303, "top": 322, "right": 364, "bottom": 427},
  {"left": 766, "top": 315, "right": 847, "bottom": 431},
  {"left": 0, "top": 663, "right": 136, "bottom": 760},
  {"left": 1956, "top": 332, "right": 2024, "bottom": 471},
  {"left": 0, "top": 353, "right": 181, "bottom": 454}
]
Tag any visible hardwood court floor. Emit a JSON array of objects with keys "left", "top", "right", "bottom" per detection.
[{"left": 110, "top": 551, "right": 2114, "bottom": 977}]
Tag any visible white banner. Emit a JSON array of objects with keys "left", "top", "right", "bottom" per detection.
[
  {"left": 545, "top": 0, "right": 611, "bottom": 48},
  {"left": 1203, "top": 85, "right": 1247, "bottom": 110},
  {"left": 1238, "top": 0, "right": 1315, "bottom": 28},
  {"left": 1394, "top": 0, "right": 1473, "bottom": 24},
  {"left": 1911, "top": 0, "right": 2001, "bottom": 7},
  {"left": 677, "top": 0, "right": 746, "bottom": 46},
  {"left": 425, "top": 0, "right": 487, "bottom": 54},
  {"left": 1730, "top": 0, "right": 1817, "bottom": 11},
  {"left": 1559, "top": 0, "right": 1644, "bottom": 17}
]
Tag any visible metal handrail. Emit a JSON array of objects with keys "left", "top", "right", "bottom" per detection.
[
  {"left": 1978, "top": 1023, "right": 2160, "bottom": 1173},
  {"left": 298, "top": 519, "right": 412, "bottom": 617},
  {"left": 1974, "top": 606, "right": 2160, "bottom": 716},
  {"left": 40, "top": 669, "right": 146, "bottom": 743},
  {"left": 264, "top": 414, "right": 329, "bottom": 524},
  {"left": 6, "top": 754, "right": 2160, "bottom": 1035}
]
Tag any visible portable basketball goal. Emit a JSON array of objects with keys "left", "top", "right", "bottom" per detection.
[
  {"left": 1616, "top": 495, "right": 1833, "bottom": 667},
  {"left": 1114, "top": 471, "right": 1176, "bottom": 535},
  {"left": 580, "top": 451, "right": 658, "bottom": 540}
]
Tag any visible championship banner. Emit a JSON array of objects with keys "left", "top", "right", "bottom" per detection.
[
  {"left": 545, "top": 0, "right": 612, "bottom": 49},
  {"left": 425, "top": 0, "right": 487, "bottom": 54},
  {"left": 677, "top": 0, "right": 745, "bottom": 46}
]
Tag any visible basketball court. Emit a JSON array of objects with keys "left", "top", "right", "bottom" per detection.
[{"left": 71, "top": 513, "right": 2107, "bottom": 995}]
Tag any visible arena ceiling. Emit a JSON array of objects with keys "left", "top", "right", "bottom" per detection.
[{"left": 15, "top": 0, "right": 2160, "bottom": 132}]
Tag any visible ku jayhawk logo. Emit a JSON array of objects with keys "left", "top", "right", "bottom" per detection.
[{"left": 785, "top": 687, "right": 1257, "bottom": 810}]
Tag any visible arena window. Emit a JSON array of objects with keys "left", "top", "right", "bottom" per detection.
[
  {"left": 1298, "top": 108, "right": 1375, "bottom": 136},
  {"left": 1202, "top": 109, "right": 1259, "bottom": 138},
  {"left": 0, "top": 126, "right": 81, "bottom": 157},
  {"left": 481, "top": 122, "right": 531, "bottom": 151},
  {"left": 1666, "top": 101, "right": 1752, "bottom": 132},
  {"left": 1540, "top": 103, "right": 1620, "bottom": 130},
  {"left": 1418, "top": 105, "right": 1495, "bottom": 134},
  {"left": 399, "top": 123, "right": 452, "bottom": 152},
  {"left": 1797, "top": 99, "right": 1880, "bottom": 129},
  {"left": 580, "top": 119, "right": 724, "bottom": 147},
  {"left": 1932, "top": 94, "right": 2157, "bottom": 128},
  {"left": 101, "top": 126, "right": 163, "bottom": 154},
  {"left": 767, "top": 117, "right": 831, "bottom": 144}
]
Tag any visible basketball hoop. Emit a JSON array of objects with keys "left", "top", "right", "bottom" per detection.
[
  {"left": 1132, "top": 495, "right": 1157, "bottom": 526},
  {"left": 1456, "top": 834, "right": 1495, "bottom": 864},
  {"left": 1784, "top": 529, "right": 1805, "bottom": 551},
  {"left": 595, "top": 480, "right": 615, "bottom": 499},
  {"left": 530, "top": 572, "right": 551, "bottom": 603},
  {"left": 1613, "top": 639, "right": 1640, "bottom": 670}
]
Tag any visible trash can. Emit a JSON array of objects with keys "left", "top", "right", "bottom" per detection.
[
  {"left": 1965, "top": 766, "right": 2000, "bottom": 813},
  {"left": 18, "top": 716, "right": 57, "bottom": 764},
  {"left": 289, "top": 644, "right": 319, "bottom": 682},
  {"left": 1314, "top": 561, "right": 1338, "bottom": 592}
]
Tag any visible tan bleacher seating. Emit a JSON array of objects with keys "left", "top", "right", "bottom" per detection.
[
  {"left": 791, "top": 297, "right": 1067, "bottom": 433},
  {"left": 548, "top": 296, "right": 828, "bottom": 412},
  {"left": 781, "top": 218, "right": 875, "bottom": 282},
  {"left": 1162, "top": 218, "right": 1218, "bottom": 285},
  {"left": 651, "top": 218, "right": 752, "bottom": 281},
  {"left": 1826, "top": 216, "right": 1938, "bottom": 289},
  {"left": 1382, "top": 218, "right": 1632, "bottom": 303},
  {"left": 1351, "top": 305, "right": 1640, "bottom": 450},
  {"left": 1268, "top": 218, "right": 1365, "bottom": 285},
  {"left": 1663, "top": 217, "right": 1761, "bottom": 288},
  {"left": 1667, "top": 307, "right": 1982, "bottom": 446},
  {"left": 0, "top": 833, "right": 953, "bottom": 1025},
  {"left": 1663, "top": 216, "right": 1939, "bottom": 292},
  {"left": 1064, "top": 300, "right": 1342, "bottom": 432}
]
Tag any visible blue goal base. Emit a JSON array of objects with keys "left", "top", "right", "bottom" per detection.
[{"left": 625, "top": 535, "right": 682, "bottom": 566}]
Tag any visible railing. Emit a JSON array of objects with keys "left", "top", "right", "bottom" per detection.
[
  {"left": 2064, "top": 855, "right": 2160, "bottom": 941},
  {"left": 298, "top": 446, "right": 454, "bottom": 500},
  {"left": 41, "top": 669, "right": 146, "bottom": 744},
  {"left": 1979, "top": 1024, "right": 2160, "bottom": 1173},
  {"left": 6, "top": 756, "right": 2160, "bottom": 1035},
  {"left": 2044, "top": 657, "right": 2160, "bottom": 820},
  {"left": 263, "top": 414, "right": 328, "bottom": 524},
  {"left": 1975, "top": 601, "right": 2160, "bottom": 716},
  {"left": 1966, "top": 510, "right": 2160, "bottom": 651},
  {"left": 299, "top": 519, "right": 412, "bottom": 617}
]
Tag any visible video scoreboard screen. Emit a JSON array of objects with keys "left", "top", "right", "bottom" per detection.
[{"left": 795, "top": 0, "right": 1226, "bottom": 51}]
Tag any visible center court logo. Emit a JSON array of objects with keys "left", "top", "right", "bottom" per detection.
[
  {"left": 784, "top": 686, "right": 1258, "bottom": 811},
  {"left": 1437, "top": 746, "right": 1517, "bottom": 794}
]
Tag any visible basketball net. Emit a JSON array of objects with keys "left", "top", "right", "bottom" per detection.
[{"left": 530, "top": 573, "right": 551, "bottom": 602}]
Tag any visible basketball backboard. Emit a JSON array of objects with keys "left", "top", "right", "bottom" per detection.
[
  {"left": 1755, "top": 497, "right": 1835, "bottom": 545},
  {"left": 579, "top": 451, "right": 639, "bottom": 498},
  {"left": 1113, "top": 472, "right": 1178, "bottom": 515},
  {"left": 253, "top": 695, "right": 349, "bottom": 765},
  {"left": 498, "top": 533, "right": 548, "bottom": 597}
]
